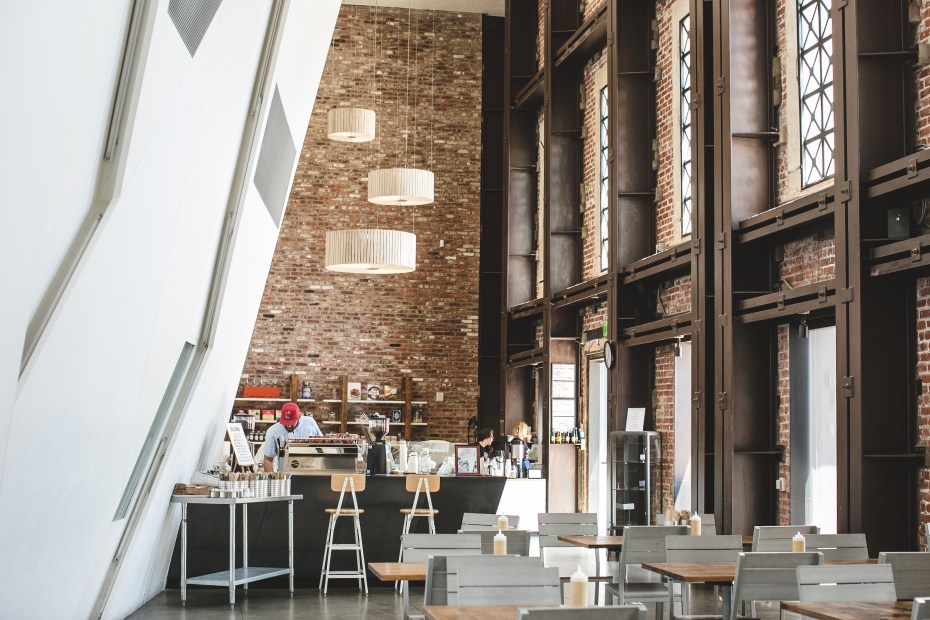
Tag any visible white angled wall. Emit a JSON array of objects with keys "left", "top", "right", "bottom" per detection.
[{"left": 0, "top": 1, "right": 339, "bottom": 618}]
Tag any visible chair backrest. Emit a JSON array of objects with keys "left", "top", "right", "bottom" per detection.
[
  {"left": 519, "top": 605, "right": 646, "bottom": 620},
  {"left": 752, "top": 524, "right": 819, "bottom": 551},
  {"left": 446, "top": 555, "right": 560, "bottom": 606},
  {"left": 913, "top": 597, "right": 930, "bottom": 620},
  {"left": 400, "top": 533, "right": 482, "bottom": 564},
  {"left": 796, "top": 564, "right": 897, "bottom": 603},
  {"left": 460, "top": 512, "right": 520, "bottom": 531},
  {"left": 423, "top": 555, "right": 451, "bottom": 607},
  {"left": 730, "top": 552, "right": 823, "bottom": 620},
  {"left": 330, "top": 473, "right": 365, "bottom": 493},
  {"left": 619, "top": 525, "right": 689, "bottom": 567},
  {"left": 405, "top": 474, "right": 440, "bottom": 493},
  {"left": 538, "top": 513, "right": 599, "bottom": 548},
  {"left": 665, "top": 534, "right": 743, "bottom": 564},
  {"left": 477, "top": 529, "right": 531, "bottom": 556},
  {"left": 700, "top": 513, "right": 718, "bottom": 535},
  {"left": 878, "top": 552, "right": 930, "bottom": 600},
  {"left": 804, "top": 533, "right": 869, "bottom": 561}
]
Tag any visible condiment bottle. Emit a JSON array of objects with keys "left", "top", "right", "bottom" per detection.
[
  {"left": 497, "top": 515, "right": 509, "bottom": 530},
  {"left": 792, "top": 531, "right": 806, "bottom": 552},
  {"left": 570, "top": 565, "right": 588, "bottom": 607},
  {"left": 493, "top": 529, "right": 507, "bottom": 555},
  {"left": 689, "top": 512, "right": 702, "bottom": 536}
]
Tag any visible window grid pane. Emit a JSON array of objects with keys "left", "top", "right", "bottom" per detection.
[
  {"left": 798, "top": 0, "right": 834, "bottom": 187},
  {"left": 599, "top": 86, "right": 609, "bottom": 271},
  {"left": 679, "top": 15, "right": 693, "bottom": 237}
]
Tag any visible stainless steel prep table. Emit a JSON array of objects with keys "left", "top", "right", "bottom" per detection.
[{"left": 171, "top": 494, "right": 303, "bottom": 607}]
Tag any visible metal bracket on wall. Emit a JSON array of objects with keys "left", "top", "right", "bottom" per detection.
[
  {"left": 838, "top": 181, "right": 851, "bottom": 203},
  {"left": 717, "top": 392, "right": 728, "bottom": 410},
  {"left": 841, "top": 376, "right": 855, "bottom": 398}
]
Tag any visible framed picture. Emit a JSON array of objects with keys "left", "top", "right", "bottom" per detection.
[
  {"left": 390, "top": 409, "right": 402, "bottom": 423},
  {"left": 347, "top": 382, "right": 362, "bottom": 400},
  {"left": 366, "top": 384, "right": 381, "bottom": 400},
  {"left": 383, "top": 385, "right": 398, "bottom": 399},
  {"left": 455, "top": 445, "right": 480, "bottom": 476}
]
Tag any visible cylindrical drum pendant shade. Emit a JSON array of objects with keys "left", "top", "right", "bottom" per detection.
[
  {"left": 325, "top": 229, "right": 417, "bottom": 274},
  {"left": 367, "top": 167, "right": 434, "bottom": 205},
  {"left": 326, "top": 108, "right": 376, "bottom": 142}
]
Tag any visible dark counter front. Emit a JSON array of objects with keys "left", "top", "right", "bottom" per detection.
[{"left": 167, "top": 474, "right": 507, "bottom": 588}]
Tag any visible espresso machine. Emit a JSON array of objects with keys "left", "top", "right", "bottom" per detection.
[
  {"left": 366, "top": 415, "right": 390, "bottom": 476},
  {"left": 508, "top": 435, "right": 527, "bottom": 478}
]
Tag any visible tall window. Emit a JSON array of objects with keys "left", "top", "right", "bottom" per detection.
[
  {"left": 599, "top": 86, "right": 609, "bottom": 271},
  {"left": 679, "top": 15, "right": 692, "bottom": 237},
  {"left": 798, "top": 0, "right": 834, "bottom": 187}
]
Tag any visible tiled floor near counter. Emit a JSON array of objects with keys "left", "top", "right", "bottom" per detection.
[{"left": 128, "top": 587, "right": 787, "bottom": 619}]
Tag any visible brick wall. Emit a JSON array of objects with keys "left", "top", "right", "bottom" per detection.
[
  {"left": 916, "top": 277, "right": 930, "bottom": 549},
  {"left": 655, "top": 346, "right": 676, "bottom": 514},
  {"left": 239, "top": 6, "right": 482, "bottom": 442},
  {"left": 778, "top": 233, "right": 836, "bottom": 287},
  {"left": 776, "top": 324, "right": 791, "bottom": 525},
  {"left": 656, "top": 0, "right": 678, "bottom": 249},
  {"left": 915, "top": 0, "right": 930, "bottom": 147},
  {"left": 582, "top": 0, "right": 607, "bottom": 23},
  {"left": 583, "top": 53, "right": 608, "bottom": 280}
]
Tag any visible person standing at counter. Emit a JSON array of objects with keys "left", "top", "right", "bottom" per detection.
[
  {"left": 477, "top": 428, "right": 495, "bottom": 460},
  {"left": 262, "top": 402, "right": 322, "bottom": 472}
]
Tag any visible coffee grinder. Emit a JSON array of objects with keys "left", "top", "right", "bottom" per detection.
[
  {"left": 366, "top": 415, "right": 390, "bottom": 476},
  {"left": 508, "top": 435, "right": 527, "bottom": 478}
]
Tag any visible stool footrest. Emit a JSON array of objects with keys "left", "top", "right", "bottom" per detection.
[
  {"left": 322, "top": 570, "right": 367, "bottom": 578},
  {"left": 328, "top": 544, "right": 362, "bottom": 550}
]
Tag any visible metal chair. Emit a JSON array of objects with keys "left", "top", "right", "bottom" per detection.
[
  {"left": 803, "top": 533, "right": 869, "bottom": 561},
  {"left": 519, "top": 605, "right": 647, "bottom": 619},
  {"left": 538, "top": 512, "right": 611, "bottom": 604},
  {"left": 664, "top": 534, "right": 744, "bottom": 617},
  {"left": 699, "top": 513, "right": 718, "bottom": 535},
  {"left": 607, "top": 525, "right": 689, "bottom": 617},
  {"left": 731, "top": 551, "right": 822, "bottom": 620},
  {"left": 401, "top": 533, "right": 482, "bottom": 620},
  {"left": 796, "top": 564, "right": 896, "bottom": 603},
  {"left": 476, "top": 529, "right": 531, "bottom": 555},
  {"left": 912, "top": 597, "right": 930, "bottom": 620},
  {"left": 459, "top": 512, "right": 520, "bottom": 531},
  {"left": 878, "top": 552, "right": 930, "bottom": 600},
  {"left": 319, "top": 473, "right": 367, "bottom": 595},
  {"left": 752, "top": 524, "right": 819, "bottom": 551},
  {"left": 446, "top": 555, "right": 561, "bottom": 606}
]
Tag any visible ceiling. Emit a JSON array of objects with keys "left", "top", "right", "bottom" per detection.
[{"left": 342, "top": 1, "right": 504, "bottom": 16}]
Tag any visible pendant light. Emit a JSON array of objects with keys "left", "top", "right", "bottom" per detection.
[
  {"left": 367, "top": 3, "right": 434, "bottom": 206},
  {"left": 325, "top": 5, "right": 376, "bottom": 143},
  {"left": 325, "top": 229, "right": 416, "bottom": 273}
]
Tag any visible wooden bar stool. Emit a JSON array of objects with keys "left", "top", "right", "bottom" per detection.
[
  {"left": 395, "top": 474, "right": 440, "bottom": 564},
  {"left": 319, "top": 473, "right": 368, "bottom": 595}
]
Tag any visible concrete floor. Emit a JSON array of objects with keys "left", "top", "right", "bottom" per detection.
[{"left": 127, "top": 586, "right": 786, "bottom": 620}]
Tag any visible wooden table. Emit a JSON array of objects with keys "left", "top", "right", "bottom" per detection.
[
  {"left": 424, "top": 605, "right": 543, "bottom": 620},
  {"left": 367, "top": 562, "right": 426, "bottom": 582},
  {"left": 643, "top": 562, "right": 739, "bottom": 620},
  {"left": 557, "top": 534, "right": 623, "bottom": 549},
  {"left": 780, "top": 600, "right": 913, "bottom": 620},
  {"left": 368, "top": 562, "right": 426, "bottom": 620}
]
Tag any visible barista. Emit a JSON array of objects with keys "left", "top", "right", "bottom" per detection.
[
  {"left": 262, "top": 402, "right": 322, "bottom": 472},
  {"left": 477, "top": 428, "right": 495, "bottom": 460}
]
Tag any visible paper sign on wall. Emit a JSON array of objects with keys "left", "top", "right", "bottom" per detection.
[
  {"left": 226, "top": 422, "right": 255, "bottom": 467},
  {"left": 625, "top": 407, "right": 646, "bottom": 432}
]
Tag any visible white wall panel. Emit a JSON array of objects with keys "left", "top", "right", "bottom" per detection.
[{"left": 0, "top": 0, "right": 340, "bottom": 617}]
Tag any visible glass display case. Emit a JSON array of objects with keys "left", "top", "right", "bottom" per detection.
[{"left": 609, "top": 430, "right": 661, "bottom": 532}]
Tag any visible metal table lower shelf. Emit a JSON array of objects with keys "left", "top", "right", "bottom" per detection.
[{"left": 171, "top": 494, "right": 303, "bottom": 607}]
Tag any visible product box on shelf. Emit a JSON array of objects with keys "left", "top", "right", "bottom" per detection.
[
  {"left": 243, "top": 385, "right": 281, "bottom": 398},
  {"left": 261, "top": 409, "right": 276, "bottom": 420}
]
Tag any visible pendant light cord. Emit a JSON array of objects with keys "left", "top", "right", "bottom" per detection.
[{"left": 403, "top": 1, "right": 412, "bottom": 168}]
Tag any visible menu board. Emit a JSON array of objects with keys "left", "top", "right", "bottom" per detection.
[
  {"left": 226, "top": 422, "right": 255, "bottom": 467},
  {"left": 551, "top": 363, "right": 577, "bottom": 432}
]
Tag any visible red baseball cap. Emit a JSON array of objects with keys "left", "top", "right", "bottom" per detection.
[{"left": 280, "top": 402, "right": 301, "bottom": 426}]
